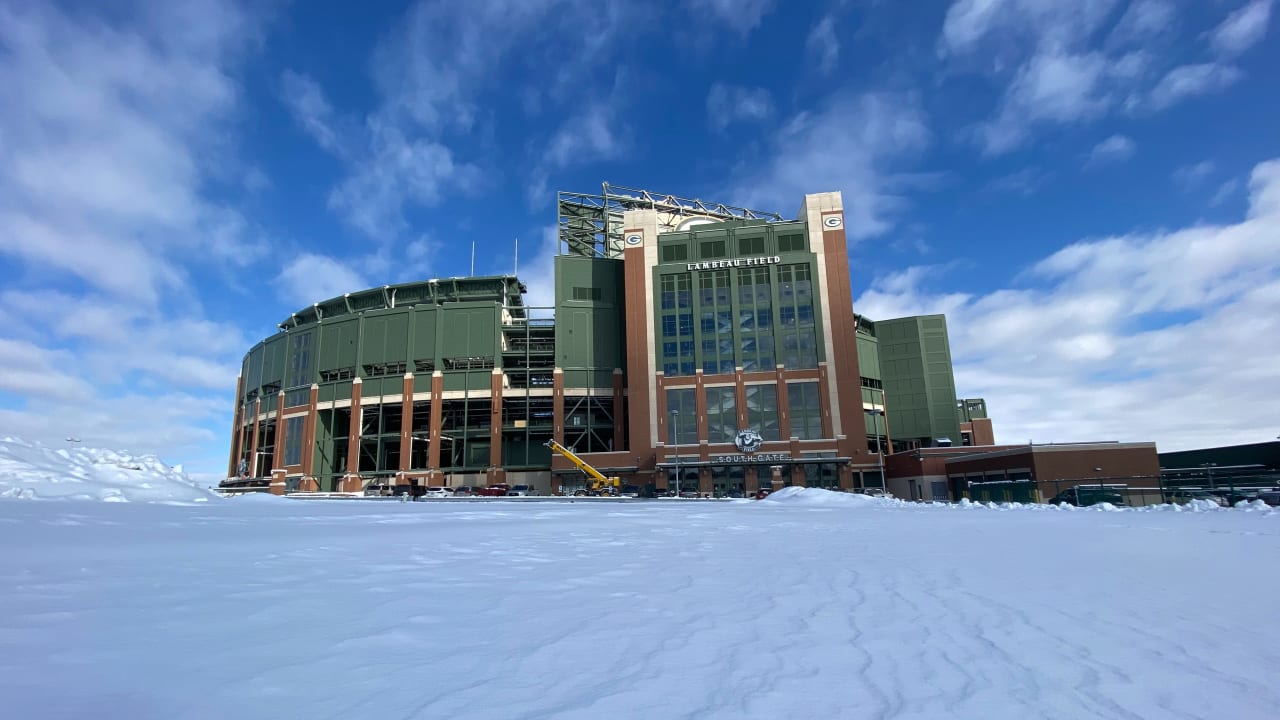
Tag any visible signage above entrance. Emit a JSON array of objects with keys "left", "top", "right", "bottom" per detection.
[
  {"left": 685, "top": 255, "right": 781, "bottom": 272},
  {"left": 711, "top": 453, "right": 792, "bottom": 464}
]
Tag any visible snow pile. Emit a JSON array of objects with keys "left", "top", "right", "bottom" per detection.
[
  {"left": 760, "top": 485, "right": 900, "bottom": 507},
  {"left": 0, "top": 437, "right": 219, "bottom": 503}
]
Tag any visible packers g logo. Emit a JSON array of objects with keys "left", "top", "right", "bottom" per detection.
[{"left": 735, "top": 429, "right": 763, "bottom": 453}]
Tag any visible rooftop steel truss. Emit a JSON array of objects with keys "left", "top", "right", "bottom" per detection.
[{"left": 557, "top": 182, "right": 786, "bottom": 258}]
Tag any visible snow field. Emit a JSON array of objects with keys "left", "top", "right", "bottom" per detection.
[{"left": 2, "top": 490, "right": 1278, "bottom": 719}]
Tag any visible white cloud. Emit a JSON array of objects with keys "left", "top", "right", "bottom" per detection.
[
  {"left": 687, "top": 0, "right": 775, "bottom": 37},
  {"left": 978, "top": 51, "right": 1109, "bottom": 154},
  {"left": 0, "top": 1, "right": 267, "bottom": 472},
  {"left": 1107, "top": 0, "right": 1177, "bottom": 45},
  {"left": 986, "top": 168, "right": 1053, "bottom": 196},
  {"left": 705, "top": 84, "right": 774, "bottom": 131},
  {"left": 940, "top": 0, "right": 1120, "bottom": 57},
  {"left": 1149, "top": 63, "right": 1242, "bottom": 109},
  {"left": 1172, "top": 160, "right": 1216, "bottom": 189},
  {"left": 1210, "top": 179, "right": 1242, "bottom": 207},
  {"left": 1210, "top": 0, "right": 1273, "bottom": 55},
  {"left": 280, "top": 70, "right": 343, "bottom": 156},
  {"left": 1084, "top": 134, "right": 1136, "bottom": 167},
  {"left": 806, "top": 15, "right": 839, "bottom": 73},
  {"left": 856, "top": 158, "right": 1280, "bottom": 451},
  {"left": 286, "top": 0, "right": 642, "bottom": 236},
  {"left": 275, "top": 254, "right": 370, "bottom": 309},
  {"left": 527, "top": 72, "right": 632, "bottom": 208},
  {"left": 729, "top": 93, "right": 929, "bottom": 239}
]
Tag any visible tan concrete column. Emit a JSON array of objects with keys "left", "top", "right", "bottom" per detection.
[
  {"left": 552, "top": 368, "right": 565, "bottom": 444},
  {"left": 817, "top": 364, "right": 834, "bottom": 439},
  {"left": 398, "top": 373, "right": 413, "bottom": 485},
  {"left": 428, "top": 372, "right": 443, "bottom": 483},
  {"left": 489, "top": 368, "right": 503, "bottom": 484},
  {"left": 248, "top": 397, "right": 261, "bottom": 475},
  {"left": 270, "top": 392, "right": 287, "bottom": 495}
]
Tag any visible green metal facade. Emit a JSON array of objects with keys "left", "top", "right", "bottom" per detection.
[{"left": 876, "top": 315, "right": 962, "bottom": 449}]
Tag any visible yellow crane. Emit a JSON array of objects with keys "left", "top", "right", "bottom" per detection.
[{"left": 544, "top": 439, "right": 621, "bottom": 495}]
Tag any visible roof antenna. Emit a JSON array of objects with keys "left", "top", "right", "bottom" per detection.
[
  {"left": 471, "top": 240, "right": 475, "bottom": 277},
  {"left": 514, "top": 236, "right": 519, "bottom": 276}
]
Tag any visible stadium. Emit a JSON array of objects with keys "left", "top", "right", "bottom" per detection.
[{"left": 227, "top": 185, "right": 977, "bottom": 496}]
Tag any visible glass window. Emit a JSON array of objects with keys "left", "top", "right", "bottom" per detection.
[
  {"left": 745, "top": 384, "right": 779, "bottom": 441},
  {"left": 706, "top": 386, "right": 737, "bottom": 443},
  {"left": 284, "top": 416, "right": 304, "bottom": 466},
  {"left": 788, "top": 381, "right": 822, "bottom": 439},
  {"left": 662, "top": 316, "right": 676, "bottom": 336},
  {"left": 666, "top": 388, "right": 697, "bottom": 445}
]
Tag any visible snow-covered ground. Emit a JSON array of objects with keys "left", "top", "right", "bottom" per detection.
[{"left": 2, "top": 441, "right": 1279, "bottom": 719}]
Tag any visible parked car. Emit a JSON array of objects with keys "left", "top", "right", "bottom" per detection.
[
  {"left": 452, "top": 486, "right": 474, "bottom": 497},
  {"left": 506, "top": 484, "right": 536, "bottom": 496},
  {"left": 1164, "top": 489, "right": 1229, "bottom": 507},
  {"left": 476, "top": 484, "right": 510, "bottom": 497},
  {"left": 1049, "top": 486, "right": 1127, "bottom": 507},
  {"left": 619, "top": 484, "right": 641, "bottom": 498},
  {"left": 363, "top": 483, "right": 394, "bottom": 497},
  {"left": 1257, "top": 487, "right": 1280, "bottom": 506},
  {"left": 422, "top": 486, "right": 452, "bottom": 498}
]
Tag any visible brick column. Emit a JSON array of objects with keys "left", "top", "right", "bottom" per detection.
[
  {"left": 817, "top": 364, "right": 834, "bottom": 439},
  {"left": 299, "top": 384, "right": 320, "bottom": 492},
  {"left": 342, "top": 377, "right": 363, "bottom": 492},
  {"left": 790, "top": 437, "right": 804, "bottom": 486}
]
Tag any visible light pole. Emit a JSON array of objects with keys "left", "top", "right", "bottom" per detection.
[{"left": 670, "top": 409, "right": 680, "bottom": 498}]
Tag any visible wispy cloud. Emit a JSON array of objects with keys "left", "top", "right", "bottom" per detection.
[
  {"left": 857, "top": 158, "right": 1280, "bottom": 450},
  {"left": 686, "top": 0, "right": 775, "bottom": 37},
  {"left": 986, "top": 168, "right": 1053, "bottom": 196},
  {"left": 806, "top": 15, "right": 840, "bottom": 73},
  {"left": 1209, "top": 0, "right": 1273, "bottom": 55},
  {"left": 1148, "top": 63, "right": 1242, "bottom": 109},
  {"left": 1172, "top": 160, "right": 1216, "bottom": 189},
  {"left": 730, "top": 92, "right": 929, "bottom": 239},
  {"left": 706, "top": 83, "right": 774, "bottom": 131},
  {"left": 1084, "top": 134, "right": 1136, "bottom": 167}
]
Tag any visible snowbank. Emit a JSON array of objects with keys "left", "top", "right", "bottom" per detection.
[
  {"left": 758, "top": 488, "right": 1278, "bottom": 515},
  {"left": 760, "top": 486, "right": 900, "bottom": 507},
  {"left": 0, "top": 437, "right": 219, "bottom": 503}
]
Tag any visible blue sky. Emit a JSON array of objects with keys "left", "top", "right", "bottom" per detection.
[{"left": 1, "top": 0, "right": 1277, "bottom": 477}]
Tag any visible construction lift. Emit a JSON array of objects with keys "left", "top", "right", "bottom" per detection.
[{"left": 543, "top": 439, "right": 622, "bottom": 496}]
